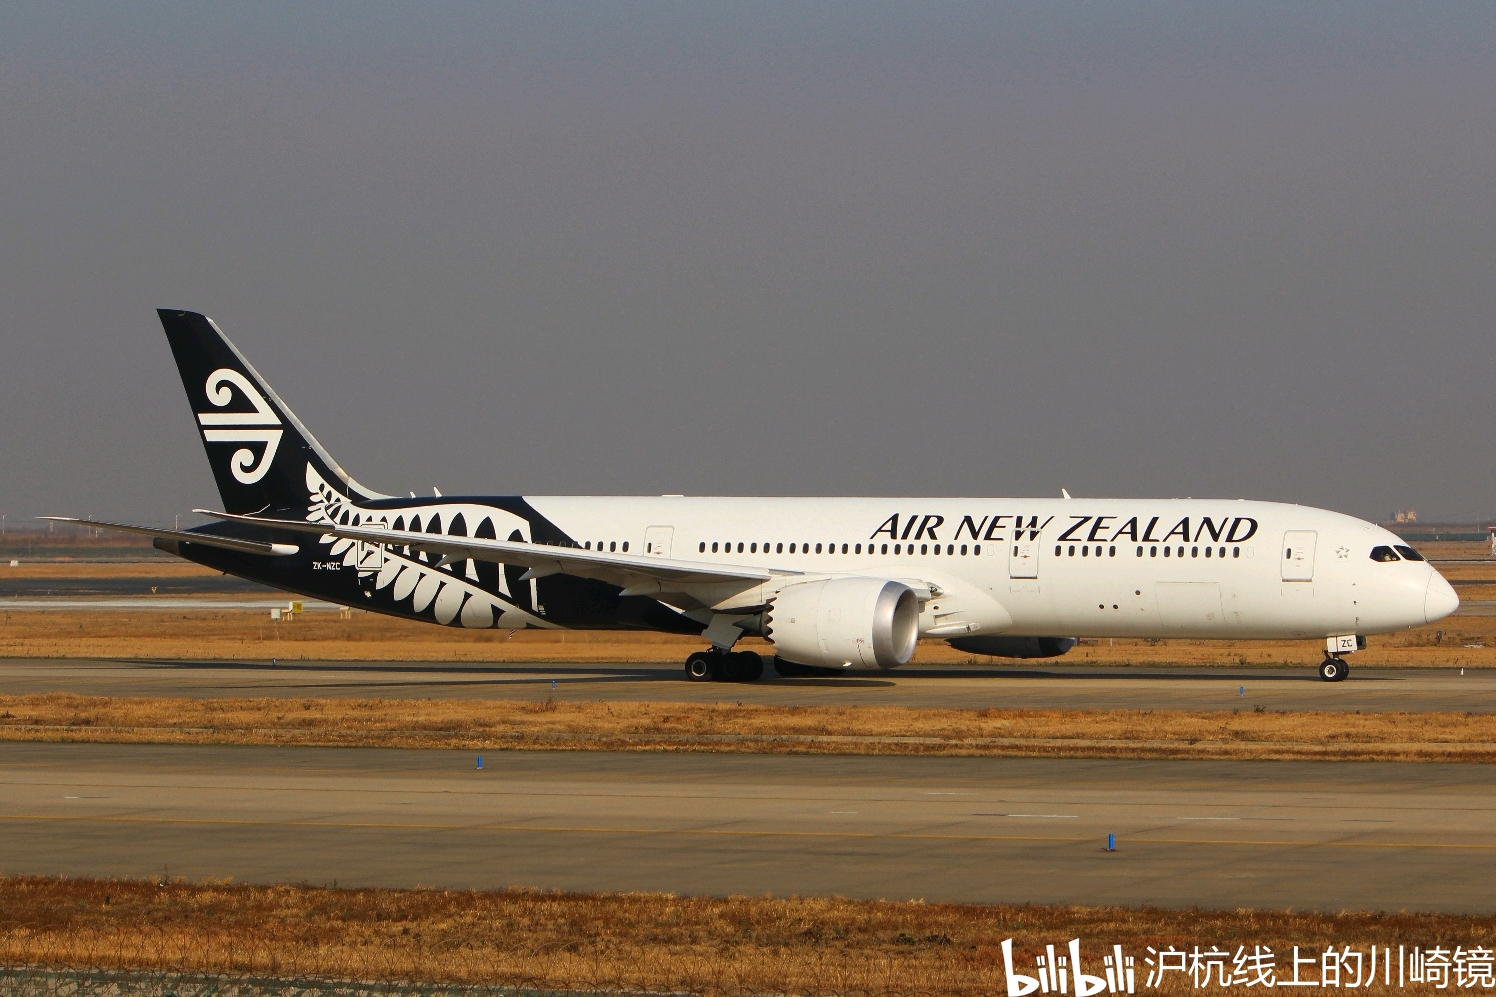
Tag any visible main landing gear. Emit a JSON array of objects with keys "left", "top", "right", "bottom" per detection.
[
  {"left": 684, "top": 649, "right": 765, "bottom": 683},
  {"left": 1318, "top": 656, "right": 1349, "bottom": 682}
]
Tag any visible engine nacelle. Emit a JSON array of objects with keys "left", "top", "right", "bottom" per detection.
[
  {"left": 766, "top": 577, "right": 919, "bottom": 669},
  {"left": 946, "top": 635, "right": 1078, "bottom": 659}
]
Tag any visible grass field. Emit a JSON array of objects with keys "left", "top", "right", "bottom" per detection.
[
  {"left": 5, "top": 606, "right": 1496, "bottom": 667},
  {"left": 3, "top": 876, "right": 1490, "bottom": 996},
  {"left": 4, "top": 693, "right": 1494, "bottom": 760}
]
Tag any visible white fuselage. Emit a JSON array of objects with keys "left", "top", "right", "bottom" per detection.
[{"left": 518, "top": 496, "right": 1456, "bottom": 640}]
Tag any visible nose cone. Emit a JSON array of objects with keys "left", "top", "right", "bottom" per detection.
[{"left": 1425, "top": 572, "right": 1460, "bottom": 624}]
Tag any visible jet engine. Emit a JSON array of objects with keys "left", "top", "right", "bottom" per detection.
[
  {"left": 765, "top": 577, "right": 919, "bottom": 669},
  {"left": 946, "top": 635, "right": 1078, "bottom": 658}
]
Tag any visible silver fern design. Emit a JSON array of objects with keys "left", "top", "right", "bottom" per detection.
[{"left": 304, "top": 465, "right": 550, "bottom": 629}]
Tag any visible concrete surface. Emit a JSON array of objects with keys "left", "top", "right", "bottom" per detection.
[
  {"left": 2, "top": 743, "right": 1493, "bottom": 913},
  {"left": 3, "top": 657, "right": 1493, "bottom": 713}
]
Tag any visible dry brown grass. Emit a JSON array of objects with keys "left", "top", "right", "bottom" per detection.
[
  {"left": 4, "top": 693, "right": 1495, "bottom": 761},
  {"left": 3, "top": 876, "right": 1491, "bottom": 996},
  {"left": 4, "top": 607, "right": 1496, "bottom": 668},
  {"left": 0, "top": 560, "right": 222, "bottom": 579}
]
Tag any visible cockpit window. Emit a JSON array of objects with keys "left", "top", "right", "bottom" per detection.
[
  {"left": 1394, "top": 545, "right": 1426, "bottom": 562},
  {"left": 1369, "top": 546, "right": 1400, "bottom": 562}
]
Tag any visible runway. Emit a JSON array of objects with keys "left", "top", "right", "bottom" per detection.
[
  {"left": 2, "top": 743, "right": 1492, "bottom": 913},
  {"left": 4, "top": 657, "right": 1493, "bottom": 713}
]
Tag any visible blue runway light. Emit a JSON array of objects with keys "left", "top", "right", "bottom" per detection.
[
  {"left": 1107, "top": 833, "right": 1116, "bottom": 852},
  {"left": 476, "top": 756, "right": 483, "bottom": 770}
]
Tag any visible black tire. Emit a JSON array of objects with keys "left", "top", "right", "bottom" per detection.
[
  {"left": 1318, "top": 657, "right": 1345, "bottom": 682},
  {"left": 685, "top": 651, "right": 715, "bottom": 682},
  {"left": 734, "top": 651, "right": 764, "bottom": 681}
]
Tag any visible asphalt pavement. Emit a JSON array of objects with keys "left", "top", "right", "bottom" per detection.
[{"left": 3, "top": 743, "right": 1491, "bottom": 912}]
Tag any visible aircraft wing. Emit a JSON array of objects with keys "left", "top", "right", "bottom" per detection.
[
  {"left": 197, "top": 510, "right": 778, "bottom": 589},
  {"left": 37, "top": 517, "right": 300, "bottom": 557}
]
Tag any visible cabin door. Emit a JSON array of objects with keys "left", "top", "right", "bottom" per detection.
[
  {"left": 1281, "top": 531, "right": 1317, "bottom": 582},
  {"left": 1010, "top": 537, "right": 1040, "bottom": 578},
  {"left": 644, "top": 526, "right": 674, "bottom": 558}
]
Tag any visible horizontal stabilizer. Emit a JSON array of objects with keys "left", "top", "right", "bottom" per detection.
[{"left": 37, "top": 517, "right": 299, "bottom": 557}]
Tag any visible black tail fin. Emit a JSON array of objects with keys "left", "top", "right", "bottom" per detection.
[{"left": 158, "top": 309, "right": 387, "bottom": 515}]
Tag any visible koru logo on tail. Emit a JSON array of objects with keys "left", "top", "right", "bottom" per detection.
[{"left": 197, "top": 369, "right": 283, "bottom": 484}]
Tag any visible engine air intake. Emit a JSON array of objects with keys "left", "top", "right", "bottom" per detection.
[{"left": 765, "top": 577, "right": 919, "bottom": 669}]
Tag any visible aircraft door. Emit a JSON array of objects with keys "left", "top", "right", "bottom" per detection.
[
  {"left": 644, "top": 526, "right": 674, "bottom": 557},
  {"left": 1282, "top": 531, "right": 1316, "bottom": 582},
  {"left": 1010, "top": 537, "right": 1040, "bottom": 578},
  {"left": 355, "top": 539, "right": 385, "bottom": 589}
]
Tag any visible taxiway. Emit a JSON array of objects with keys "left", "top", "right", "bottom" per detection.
[
  {"left": 2, "top": 743, "right": 1492, "bottom": 912},
  {"left": 2, "top": 657, "right": 1492, "bottom": 712}
]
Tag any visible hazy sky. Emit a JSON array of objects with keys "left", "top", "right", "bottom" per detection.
[{"left": 2, "top": 3, "right": 1493, "bottom": 526}]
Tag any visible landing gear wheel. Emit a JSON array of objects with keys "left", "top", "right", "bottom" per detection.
[
  {"left": 734, "top": 651, "right": 764, "bottom": 682},
  {"left": 1318, "top": 657, "right": 1347, "bottom": 682},
  {"left": 685, "top": 651, "right": 715, "bottom": 682}
]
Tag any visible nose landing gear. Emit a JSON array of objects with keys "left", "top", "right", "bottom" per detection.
[
  {"left": 684, "top": 649, "right": 764, "bottom": 682},
  {"left": 1318, "top": 656, "right": 1349, "bottom": 682}
]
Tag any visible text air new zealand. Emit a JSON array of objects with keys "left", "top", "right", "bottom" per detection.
[{"left": 53, "top": 310, "right": 1459, "bottom": 683}]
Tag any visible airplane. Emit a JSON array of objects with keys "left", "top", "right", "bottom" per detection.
[{"left": 49, "top": 310, "right": 1459, "bottom": 684}]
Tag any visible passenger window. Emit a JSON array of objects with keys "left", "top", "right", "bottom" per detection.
[
  {"left": 1232, "top": 547, "right": 1239, "bottom": 558},
  {"left": 1150, "top": 546, "right": 1157, "bottom": 557},
  {"left": 1109, "top": 546, "right": 1115, "bottom": 557},
  {"left": 1205, "top": 546, "right": 1212, "bottom": 558},
  {"left": 1394, "top": 545, "right": 1425, "bottom": 562},
  {"left": 961, "top": 545, "right": 968, "bottom": 556},
  {"left": 1081, "top": 545, "right": 1088, "bottom": 557},
  {"left": 610, "top": 542, "right": 617, "bottom": 552},
  {"left": 933, "top": 544, "right": 940, "bottom": 556},
  {"left": 842, "top": 544, "right": 849, "bottom": 554},
  {"left": 895, "top": 544, "right": 902, "bottom": 554},
  {"left": 973, "top": 544, "right": 980, "bottom": 555},
  {"left": 947, "top": 545, "right": 954, "bottom": 555},
  {"left": 1163, "top": 547, "right": 1170, "bottom": 557},
  {"left": 1369, "top": 546, "right": 1400, "bottom": 562},
  {"left": 697, "top": 542, "right": 703, "bottom": 553},
  {"left": 1054, "top": 545, "right": 1061, "bottom": 556},
  {"left": 882, "top": 544, "right": 889, "bottom": 554},
  {"left": 1136, "top": 546, "right": 1143, "bottom": 557},
  {"left": 815, "top": 544, "right": 823, "bottom": 554},
  {"left": 1191, "top": 546, "right": 1198, "bottom": 558},
  {"left": 789, "top": 543, "right": 796, "bottom": 553},
  {"left": 1218, "top": 547, "right": 1225, "bottom": 558},
  {"left": 855, "top": 544, "right": 862, "bottom": 554},
  {"left": 777, "top": 543, "right": 784, "bottom": 553},
  {"left": 737, "top": 543, "right": 744, "bottom": 553},
  {"left": 750, "top": 543, "right": 757, "bottom": 553},
  {"left": 1068, "top": 545, "right": 1076, "bottom": 556},
  {"left": 622, "top": 542, "right": 629, "bottom": 552},
  {"left": 1177, "top": 547, "right": 1184, "bottom": 557},
  {"left": 921, "top": 544, "right": 928, "bottom": 555},
  {"left": 711, "top": 542, "right": 718, "bottom": 553}
]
